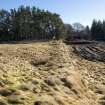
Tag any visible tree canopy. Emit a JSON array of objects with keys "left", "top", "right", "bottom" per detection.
[
  {"left": 0, "top": 6, "right": 64, "bottom": 41},
  {"left": 91, "top": 19, "right": 105, "bottom": 41}
]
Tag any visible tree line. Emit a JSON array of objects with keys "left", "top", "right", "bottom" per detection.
[
  {"left": 0, "top": 6, "right": 64, "bottom": 41},
  {"left": 91, "top": 19, "right": 105, "bottom": 41},
  {"left": 0, "top": 5, "right": 105, "bottom": 42},
  {"left": 65, "top": 20, "right": 105, "bottom": 41}
]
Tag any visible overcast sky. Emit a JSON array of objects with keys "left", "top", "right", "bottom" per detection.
[{"left": 0, "top": 0, "right": 105, "bottom": 26}]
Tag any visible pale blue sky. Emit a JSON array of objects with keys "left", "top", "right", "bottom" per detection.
[{"left": 0, "top": 0, "right": 105, "bottom": 26}]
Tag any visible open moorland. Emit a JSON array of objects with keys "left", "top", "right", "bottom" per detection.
[{"left": 0, "top": 41, "right": 105, "bottom": 105}]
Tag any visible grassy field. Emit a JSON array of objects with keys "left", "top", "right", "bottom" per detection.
[{"left": 0, "top": 41, "right": 105, "bottom": 105}]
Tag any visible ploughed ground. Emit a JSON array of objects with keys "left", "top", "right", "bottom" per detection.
[{"left": 0, "top": 41, "right": 105, "bottom": 105}]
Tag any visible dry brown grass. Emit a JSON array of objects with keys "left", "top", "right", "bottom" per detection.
[{"left": 0, "top": 41, "right": 104, "bottom": 105}]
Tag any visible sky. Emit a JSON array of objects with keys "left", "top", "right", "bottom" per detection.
[{"left": 0, "top": 0, "right": 105, "bottom": 27}]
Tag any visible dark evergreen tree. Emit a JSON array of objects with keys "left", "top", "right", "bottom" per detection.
[
  {"left": 102, "top": 20, "right": 105, "bottom": 40},
  {"left": 91, "top": 19, "right": 105, "bottom": 41},
  {"left": 91, "top": 19, "right": 97, "bottom": 40},
  {"left": 0, "top": 9, "right": 10, "bottom": 40}
]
